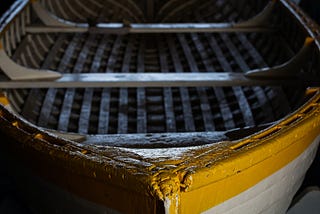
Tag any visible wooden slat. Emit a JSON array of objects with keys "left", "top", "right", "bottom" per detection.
[
  {"left": 118, "top": 37, "right": 134, "bottom": 134},
  {"left": 0, "top": 71, "right": 307, "bottom": 89},
  {"left": 11, "top": 34, "right": 30, "bottom": 61},
  {"left": 201, "top": 31, "right": 237, "bottom": 130},
  {"left": 136, "top": 38, "right": 147, "bottom": 133},
  {"left": 26, "top": 23, "right": 274, "bottom": 34},
  {"left": 216, "top": 33, "right": 255, "bottom": 127},
  {"left": 78, "top": 36, "right": 109, "bottom": 134},
  {"left": 177, "top": 34, "right": 215, "bottom": 131},
  {"left": 167, "top": 36, "right": 195, "bottom": 132},
  {"left": 58, "top": 34, "right": 95, "bottom": 132},
  {"left": 82, "top": 132, "right": 229, "bottom": 147},
  {"left": 38, "top": 34, "right": 79, "bottom": 127},
  {"left": 98, "top": 36, "right": 122, "bottom": 134},
  {"left": 159, "top": 39, "right": 176, "bottom": 132},
  {"left": 98, "top": 88, "right": 111, "bottom": 134},
  {"left": 0, "top": 0, "right": 29, "bottom": 36},
  {"left": 22, "top": 34, "right": 65, "bottom": 120},
  {"left": 236, "top": 33, "right": 276, "bottom": 121},
  {"left": 189, "top": 32, "right": 236, "bottom": 130}
]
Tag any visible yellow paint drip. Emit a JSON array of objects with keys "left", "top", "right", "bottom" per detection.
[
  {"left": 34, "top": 133, "right": 44, "bottom": 140},
  {"left": 0, "top": 93, "right": 9, "bottom": 106},
  {"left": 305, "top": 37, "right": 315, "bottom": 45},
  {"left": 12, "top": 121, "right": 19, "bottom": 128}
]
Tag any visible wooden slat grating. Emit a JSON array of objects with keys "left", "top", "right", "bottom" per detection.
[
  {"left": 37, "top": 34, "right": 81, "bottom": 128},
  {"left": 13, "top": 30, "right": 305, "bottom": 135}
]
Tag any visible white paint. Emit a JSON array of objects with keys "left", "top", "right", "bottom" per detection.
[
  {"left": 164, "top": 198, "right": 172, "bottom": 214},
  {"left": 203, "top": 135, "right": 320, "bottom": 214}
]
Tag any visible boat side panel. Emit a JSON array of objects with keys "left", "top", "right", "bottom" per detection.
[
  {"left": 178, "top": 99, "right": 320, "bottom": 213},
  {"left": 201, "top": 135, "right": 320, "bottom": 214}
]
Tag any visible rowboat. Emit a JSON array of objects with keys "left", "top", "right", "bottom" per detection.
[{"left": 0, "top": 0, "right": 319, "bottom": 213}]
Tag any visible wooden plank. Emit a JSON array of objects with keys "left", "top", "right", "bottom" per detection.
[
  {"left": 177, "top": 34, "right": 215, "bottom": 131},
  {"left": 78, "top": 36, "right": 109, "bottom": 134},
  {"left": 26, "top": 23, "right": 274, "bottom": 34},
  {"left": 97, "top": 88, "right": 111, "bottom": 134},
  {"left": 216, "top": 33, "right": 255, "bottom": 127},
  {"left": 58, "top": 34, "right": 95, "bottom": 132},
  {"left": 0, "top": 71, "right": 306, "bottom": 89},
  {"left": 38, "top": 34, "right": 79, "bottom": 127},
  {"left": 22, "top": 34, "right": 66, "bottom": 120},
  {"left": 189, "top": 32, "right": 236, "bottom": 130},
  {"left": 136, "top": 38, "right": 147, "bottom": 133},
  {"left": 118, "top": 36, "right": 134, "bottom": 134},
  {"left": 158, "top": 39, "right": 176, "bottom": 132},
  {"left": 82, "top": 132, "right": 229, "bottom": 148},
  {"left": 199, "top": 23, "right": 238, "bottom": 129},
  {"left": 167, "top": 36, "right": 195, "bottom": 132},
  {"left": 98, "top": 36, "right": 123, "bottom": 134},
  {"left": 236, "top": 33, "right": 276, "bottom": 121}
]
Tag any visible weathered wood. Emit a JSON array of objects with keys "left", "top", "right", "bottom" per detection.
[
  {"left": 118, "top": 36, "right": 134, "bottom": 134},
  {"left": 22, "top": 34, "right": 66, "bottom": 120},
  {"left": 0, "top": 72, "right": 307, "bottom": 89},
  {"left": 26, "top": 24, "right": 274, "bottom": 34},
  {"left": 82, "top": 131, "right": 229, "bottom": 148},
  {"left": 189, "top": 32, "right": 235, "bottom": 130},
  {"left": 0, "top": 44, "right": 61, "bottom": 80},
  {"left": 58, "top": 34, "right": 96, "bottom": 132},
  {"left": 219, "top": 33, "right": 255, "bottom": 126},
  {"left": 38, "top": 34, "right": 80, "bottom": 127},
  {"left": 167, "top": 36, "right": 195, "bottom": 132},
  {"left": 245, "top": 37, "right": 315, "bottom": 78},
  {"left": 158, "top": 39, "right": 176, "bottom": 132},
  {"left": 177, "top": 34, "right": 215, "bottom": 131},
  {"left": 98, "top": 36, "right": 123, "bottom": 134},
  {"left": 78, "top": 35, "right": 109, "bottom": 134},
  {"left": 236, "top": 33, "right": 276, "bottom": 121},
  {"left": 137, "top": 38, "right": 147, "bottom": 133}
]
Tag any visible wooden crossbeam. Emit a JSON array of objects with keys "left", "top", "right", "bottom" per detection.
[
  {"left": 0, "top": 72, "right": 312, "bottom": 89},
  {"left": 26, "top": 23, "right": 274, "bottom": 34}
]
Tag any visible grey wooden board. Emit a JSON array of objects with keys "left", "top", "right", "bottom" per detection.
[
  {"left": 26, "top": 24, "right": 274, "bottom": 34},
  {"left": 81, "top": 131, "right": 229, "bottom": 148},
  {"left": 0, "top": 72, "right": 302, "bottom": 89}
]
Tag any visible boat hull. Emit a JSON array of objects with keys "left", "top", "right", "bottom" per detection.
[
  {"left": 0, "top": 0, "right": 320, "bottom": 213},
  {"left": 1, "top": 127, "right": 319, "bottom": 214},
  {"left": 203, "top": 135, "right": 320, "bottom": 214}
]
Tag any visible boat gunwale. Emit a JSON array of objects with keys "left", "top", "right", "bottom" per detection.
[{"left": 0, "top": 0, "right": 29, "bottom": 38}]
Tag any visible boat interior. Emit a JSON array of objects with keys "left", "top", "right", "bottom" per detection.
[{"left": 0, "top": 0, "right": 319, "bottom": 147}]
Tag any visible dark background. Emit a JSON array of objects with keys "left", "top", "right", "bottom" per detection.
[{"left": 0, "top": 0, "right": 319, "bottom": 213}]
